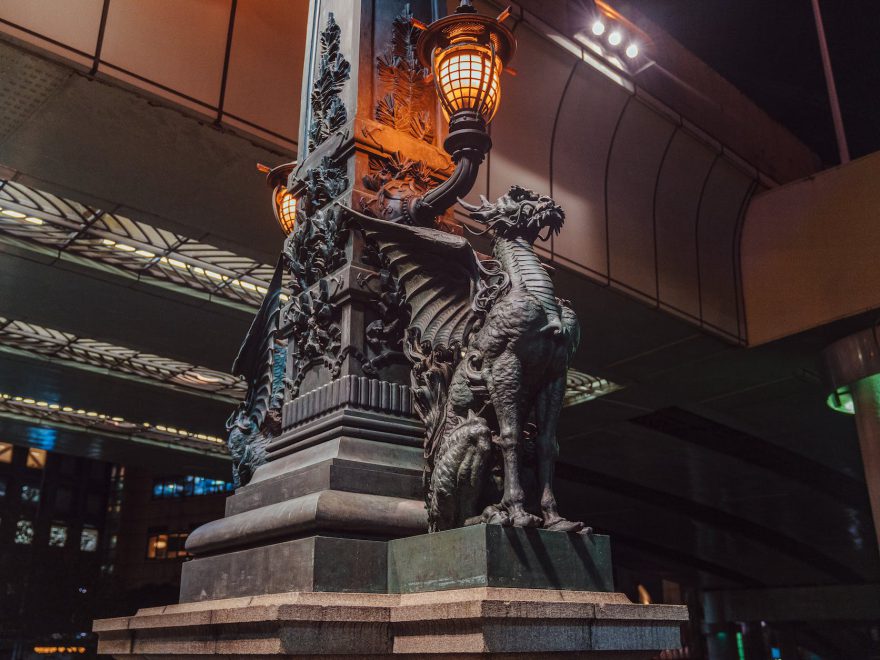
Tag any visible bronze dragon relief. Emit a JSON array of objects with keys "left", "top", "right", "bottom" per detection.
[{"left": 359, "top": 185, "right": 587, "bottom": 534}]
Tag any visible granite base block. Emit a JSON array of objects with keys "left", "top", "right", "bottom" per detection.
[
  {"left": 179, "top": 536, "right": 388, "bottom": 602},
  {"left": 95, "top": 587, "right": 688, "bottom": 658},
  {"left": 181, "top": 524, "right": 613, "bottom": 602},
  {"left": 388, "top": 524, "right": 614, "bottom": 594}
]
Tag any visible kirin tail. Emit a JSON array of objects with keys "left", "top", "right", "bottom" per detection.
[{"left": 427, "top": 412, "right": 492, "bottom": 532}]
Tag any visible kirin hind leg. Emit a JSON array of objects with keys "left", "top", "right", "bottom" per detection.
[
  {"left": 535, "top": 376, "right": 586, "bottom": 533},
  {"left": 486, "top": 351, "right": 542, "bottom": 528}
]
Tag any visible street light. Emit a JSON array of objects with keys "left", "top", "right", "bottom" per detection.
[
  {"left": 264, "top": 162, "right": 298, "bottom": 235},
  {"left": 403, "top": 0, "right": 515, "bottom": 226}
]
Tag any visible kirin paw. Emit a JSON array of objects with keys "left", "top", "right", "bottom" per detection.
[
  {"left": 480, "top": 504, "right": 511, "bottom": 526},
  {"left": 543, "top": 518, "right": 585, "bottom": 533},
  {"left": 510, "top": 511, "right": 543, "bottom": 528}
]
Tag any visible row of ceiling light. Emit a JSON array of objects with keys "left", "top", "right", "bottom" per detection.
[
  {"left": 5, "top": 203, "right": 266, "bottom": 294},
  {"left": 590, "top": 18, "right": 639, "bottom": 59},
  {"left": 0, "top": 392, "right": 226, "bottom": 447},
  {"left": 571, "top": 0, "right": 652, "bottom": 75},
  {"left": 97, "top": 237, "right": 272, "bottom": 295},
  {"left": 0, "top": 207, "right": 43, "bottom": 224},
  {"left": 0, "top": 180, "right": 287, "bottom": 304}
]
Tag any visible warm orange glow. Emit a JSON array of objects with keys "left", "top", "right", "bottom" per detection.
[
  {"left": 434, "top": 43, "right": 501, "bottom": 122},
  {"left": 34, "top": 647, "right": 86, "bottom": 654},
  {"left": 26, "top": 447, "right": 46, "bottom": 469},
  {"left": 274, "top": 186, "right": 297, "bottom": 234}
]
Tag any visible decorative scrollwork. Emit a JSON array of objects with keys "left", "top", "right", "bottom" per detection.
[
  {"left": 300, "top": 156, "right": 348, "bottom": 216},
  {"left": 283, "top": 206, "right": 349, "bottom": 294},
  {"left": 357, "top": 266, "right": 409, "bottom": 371},
  {"left": 375, "top": 4, "right": 434, "bottom": 143},
  {"left": 226, "top": 260, "right": 286, "bottom": 487},
  {"left": 361, "top": 152, "right": 435, "bottom": 222},
  {"left": 280, "top": 275, "right": 380, "bottom": 398},
  {"left": 309, "top": 13, "right": 351, "bottom": 151},
  {"left": 473, "top": 258, "right": 510, "bottom": 314},
  {"left": 281, "top": 278, "right": 341, "bottom": 397}
]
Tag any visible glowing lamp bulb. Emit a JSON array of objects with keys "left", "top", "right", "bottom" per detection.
[
  {"left": 625, "top": 43, "right": 639, "bottom": 58},
  {"left": 273, "top": 187, "right": 297, "bottom": 234},
  {"left": 608, "top": 30, "right": 622, "bottom": 46},
  {"left": 416, "top": 3, "right": 515, "bottom": 127},
  {"left": 434, "top": 43, "right": 502, "bottom": 122},
  {"left": 591, "top": 20, "right": 605, "bottom": 36}
]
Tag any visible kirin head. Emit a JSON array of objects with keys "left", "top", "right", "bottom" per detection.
[{"left": 460, "top": 185, "right": 564, "bottom": 243}]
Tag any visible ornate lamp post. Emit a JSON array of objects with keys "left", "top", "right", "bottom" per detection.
[
  {"left": 95, "top": 2, "right": 688, "bottom": 654},
  {"left": 404, "top": 0, "right": 515, "bottom": 225}
]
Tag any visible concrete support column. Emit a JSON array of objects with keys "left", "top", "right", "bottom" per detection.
[
  {"left": 823, "top": 327, "right": 880, "bottom": 554},
  {"left": 851, "top": 374, "right": 880, "bottom": 547}
]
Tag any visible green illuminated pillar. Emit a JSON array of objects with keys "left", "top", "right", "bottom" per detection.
[{"left": 823, "top": 329, "right": 880, "bottom": 555}]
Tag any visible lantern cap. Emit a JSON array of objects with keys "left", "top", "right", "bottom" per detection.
[
  {"left": 265, "top": 161, "right": 296, "bottom": 189},
  {"left": 416, "top": 3, "right": 516, "bottom": 71}
]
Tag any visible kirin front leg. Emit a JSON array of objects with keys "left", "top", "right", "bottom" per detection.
[
  {"left": 484, "top": 351, "right": 542, "bottom": 528},
  {"left": 535, "top": 376, "right": 586, "bottom": 533}
]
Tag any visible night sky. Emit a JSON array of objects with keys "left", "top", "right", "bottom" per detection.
[{"left": 627, "top": 0, "right": 880, "bottom": 167}]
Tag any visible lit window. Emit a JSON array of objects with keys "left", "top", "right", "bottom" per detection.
[
  {"left": 146, "top": 532, "right": 190, "bottom": 560},
  {"left": 80, "top": 528, "right": 98, "bottom": 552},
  {"left": 20, "top": 484, "right": 40, "bottom": 504},
  {"left": 152, "top": 475, "right": 234, "bottom": 499},
  {"left": 49, "top": 524, "right": 68, "bottom": 547},
  {"left": 0, "top": 442, "right": 12, "bottom": 463},
  {"left": 0, "top": 477, "right": 6, "bottom": 498},
  {"left": 15, "top": 519, "right": 34, "bottom": 544},
  {"left": 26, "top": 447, "right": 47, "bottom": 469}
]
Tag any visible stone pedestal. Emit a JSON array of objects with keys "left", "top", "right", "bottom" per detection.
[
  {"left": 95, "top": 587, "right": 688, "bottom": 658},
  {"left": 97, "top": 526, "right": 687, "bottom": 656}
]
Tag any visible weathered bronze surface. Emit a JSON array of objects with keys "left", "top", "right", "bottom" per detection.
[
  {"left": 360, "top": 186, "right": 585, "bottom": 534},
  {"left": 226, "top": 0, "right": 586, "bottom": 554},
  {"left": 225, "top": 258, "right": 286, "bottom": 487}
]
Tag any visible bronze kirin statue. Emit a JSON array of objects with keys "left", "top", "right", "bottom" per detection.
[
  {"left": 228, "top": 5, "right": 587, "bottom": 534},
  {"left": 360, "top": 185, "right": 586, "bottom": 534}
]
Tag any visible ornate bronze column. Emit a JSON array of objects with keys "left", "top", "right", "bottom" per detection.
[{"left": 178, "top": 0, "right": 461, "bottom": 599}]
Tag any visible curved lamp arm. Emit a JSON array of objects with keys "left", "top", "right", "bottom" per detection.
[{"left": 405, "top": 110, "right": 492, "bottom": 226}]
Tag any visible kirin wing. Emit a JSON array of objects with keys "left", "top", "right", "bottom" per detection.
[
  {"left": 231, "top": 255, "right": 285, "bottom": 429},
  {"left": 358, "top": 216, "right": 480, "bottom": 352}
]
